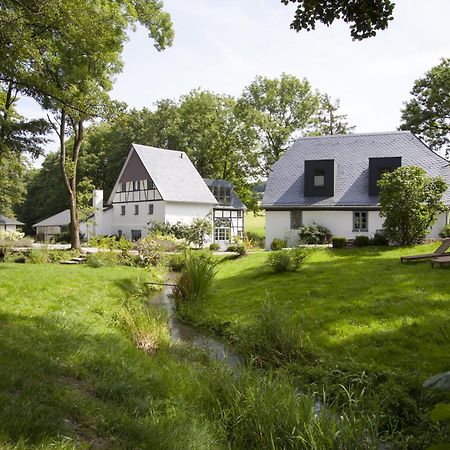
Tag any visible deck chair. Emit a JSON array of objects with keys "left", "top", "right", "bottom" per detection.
[{"left": 401, "top": 238, "right": 450, "bottom": 262}]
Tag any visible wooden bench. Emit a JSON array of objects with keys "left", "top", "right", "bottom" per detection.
[{"left": 401, "top": 238, "right": 450, "bottom": 262}]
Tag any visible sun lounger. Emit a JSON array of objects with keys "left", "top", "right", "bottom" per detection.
[
  {"left": 432, "top": 255, "right": 450, "bottom": 268},
  {"left": 400, "top": 238, "right": 450, "bottom": 262}
]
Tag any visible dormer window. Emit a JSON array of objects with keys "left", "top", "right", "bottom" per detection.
[
  {"left": 369, "top": 157, "right": 401, "bottom": 196},
  {"left": 313, "top": 170, "right": 325, "bottom": 187},
  {"left": 304, "top": 159, "right": 336, "bottom": 197}
]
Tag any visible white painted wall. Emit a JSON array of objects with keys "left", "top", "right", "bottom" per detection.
[
  {"left": 265, "top": 209, "right": 449, "bottom": 249},
  {"left": 111, "top": 201, "right": 165, "bottom": 239},
  {"left": 2, "top": 224, "right": 19, "bottom": 232},
  {"left": 165, "top": 201, "right": 213, "bottom": 225}
]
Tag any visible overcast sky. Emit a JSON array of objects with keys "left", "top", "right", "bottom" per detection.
[{"left": 17, "top": 0, "right": 450, "bottom": 161}]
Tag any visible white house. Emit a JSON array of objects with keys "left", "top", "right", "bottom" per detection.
[
  {"left": 33, "top": 144, "right": 245, "bottom": 246},
  {"left": 262, "top": 131, "right": 450, "bottom": 249},
  {"left": 0, "top": 214, "right": 24, "bottom": 232}
]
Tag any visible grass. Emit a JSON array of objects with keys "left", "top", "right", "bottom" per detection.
[
  {"left": 0, "top": 262, "right": 394, "bottom": 449},
  {"left": 244, "top": 211, "right": 265, "bottom": 237},
  {"left": 179, "top": 243, "right": 450, "bottom": 446}
]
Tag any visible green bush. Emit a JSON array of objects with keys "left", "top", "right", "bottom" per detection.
[
  {"left": 88, "top": 235, "right": 133, "bottom": 250},
  {"left": 86, "top": 252, "right": 120, "bottom": 268},
  {"left": 166, "top": 253, "right": 186, "bottom": 272},
  {"left": 354, "top": 235, "right": 370, "bottom": 246},
  {"left": 298, "top": 224, "right": 332, "bottom": 244},
  {"left": 2, "top": 249, "right": 27, "bottom": 263},
  {"left": 439, "top": 224, "right": 450, "bottom": 238},
  {"left": 332, "top": 237, "right": 347, "bottom": 248},
  {"left": 209, "top": 243, "right": 220, "bottom": 251},
  {"left": 27, "top": 249, "right": 49, "bottom": 264},
  {"left": 52, "top": 231, "right": 71, "bottom": 244},
  {"left": 226, "top": 243, "right": 246, "bottom": 255},
  {"left": 245, "top": 231, "right": 265, "bottom": 249},
  {"left": 267, "top": 248, "right": 309, "bottom": 273},
  {"left": 172, "top": 251, "right": 217, "bottom": 308},
  {"left": 370, "top": 231, "right": 389, "bottom": 246},
  {"left": 270, "top": 238, "right": 286, "bottom": 251}
]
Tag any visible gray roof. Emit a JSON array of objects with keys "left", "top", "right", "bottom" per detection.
[
  {"left": 0, "top": 214, "right": 24, "bottom": 226},
  {"left": 262, "top": 131, "right": 450, "bottom": 208},
  {"left": 33, "top": 209, "right": 70, "bottom": 227},
  {"left": 203, "top": 178, "right": 246, "bottom": 210},
  {"left": 109, "top": 144, "right": 217, "bottom": 205}
]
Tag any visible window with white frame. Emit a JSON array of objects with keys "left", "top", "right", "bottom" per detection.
[
  {"left": 353, "top": 211, "right": 368, "bottom": 231},
  {"left": 148, "top": 204, "right": 154, "bottom": 215},
  {"left": 290, "top": 210, "right": 302, "bottom": 229},
  {"left": 120, "top": 205, "right": 125, "bottom": 215}
]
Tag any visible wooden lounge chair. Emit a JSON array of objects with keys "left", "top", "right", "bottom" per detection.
[
  {"left": 400, "top": 238, "right": 450, "bottom": 262},
  {"left": 432, "top": 255, "right": 450, "bottom": 268}
]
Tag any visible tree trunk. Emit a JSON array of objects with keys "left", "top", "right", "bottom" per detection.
[{"left": 68, "top": 192, "right": 80, "bottom": 249}]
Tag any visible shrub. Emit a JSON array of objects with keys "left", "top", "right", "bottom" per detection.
[
  {"left": 166, "top": 253, "right": 186, "bottom": 272},
  {"left": 27, "top": 249, "right": 49, "bottom": 264},
  {"left": 298, "top": 224, "right": 332, "bottom": 244},
  {"left": 88, "top": 235, "right": 133, "bottom": 251},
  {"left": 172, "top": 252, "right": 217, "bottom": 308},
  {"left": 354, "top": 235, "right": 369, "bottom": 246},
  {"left": 226, "top": 243, "right": 246, "bottom": 255},
  {"left": 52, "top": 231, "right": 71, "bottom": 244},
  {"left": 209, "top": 243, "right": 220, "bottom": 251},
  {"left": 370, "top": 231, "right": 389, "bottom": 246},
  {"left": 0, "top": 229, "right": 25, "bottom": 241},
  {"left": 86, "top": 252, "right": 120, "bottom": 268},
  {"left": 245, "top": 232, "right": 265, "bottom": 249},
  {"left": 379, "top": 166, "right": 447, "bottom": 245},
  {"left": 332, "top": 237, "right": 347, "bottom": 248},
  {"left": 439, "top": 224, "right": 450, "bottom": 238},
  {"left": 267, "top": 248, "right": 309, "bottom": 273},
  {"left": 270, "top": 238, "right": 286, "bottom": 251},
  {"left": 3, "top": 249, "right": 27, "bottom": 263}
]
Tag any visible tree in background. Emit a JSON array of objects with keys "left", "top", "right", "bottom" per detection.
[
  {"left": 378, "top": 166, "right": 447, "bottom": 245},
  {"left": 0, "top": 0, "right": 173, "bottom": 249},
  {"left": 400, "top": 58, "right": 450, "bottom": 157},
  {"left": 312, "top": 94, "right": 355, "bottom": 136},
  {"left": 280, "top": 0, "right": 395, "bottom": 40}
]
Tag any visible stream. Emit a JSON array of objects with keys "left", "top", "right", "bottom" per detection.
[{"left": 148, "top": 282, "right": 244, "bottom": 369}]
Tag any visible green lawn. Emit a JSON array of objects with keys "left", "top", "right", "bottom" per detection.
[
  {"left": 194, "top": 244, "right": 450, "bottom": 377},
  {"left": 244, "top": 211, "right": 265, "bottom": 236}
]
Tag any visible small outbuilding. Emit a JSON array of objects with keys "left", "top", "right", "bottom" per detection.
[{"left": 0, "top": 214, "right": 24, "bottom": 232}]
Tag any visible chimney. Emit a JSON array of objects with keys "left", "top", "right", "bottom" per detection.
[{"left": 93, "top": 189, "right": 103, "bottom": 235}]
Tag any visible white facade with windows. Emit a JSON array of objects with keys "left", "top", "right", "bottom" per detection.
[{"left": 263, "top": 132, "right": 450, "bottom": 250}]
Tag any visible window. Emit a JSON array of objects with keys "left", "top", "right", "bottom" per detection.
[
  {"left": 237, "top": 210, "right": 243, "bottom": 218},
  {"left": 353, "top": 211, "right": 368, "bottom": 232},
  {"left": 134, "top": 205, "right": 139, "bottom": 215},
  {"left": 133, "top": 180, "right": 139, "bottom": 191},
  {"left": 290, "top": 211, "right": 302, "bottom": 229},
  {"left": 313, "top": 170, "right": 325, "bottom": 187},
  {"left": 147, "top": 179, "right": 154, "bottom": 190},
  {"left": 131, "top": 229, "right": 141, "bottom": 241},
  {"left": 120, "top": 205, "right": 126, "bottom": 215},
  {"left": 148, "top": 204, "right": 154, "bottom": 215},
  {"left": 117, "top": 229, "right": 123, "bottom": 237},
  {"left": 211, "top": 185, "right": 231, "bottom": 205},
  {"left": 120, "top": 182, "right": 126, "bottom": 192},
  {"left": 214, "top": 226, "right": 230, "bottom": 242}
]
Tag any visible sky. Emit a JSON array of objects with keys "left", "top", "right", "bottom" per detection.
[{"left": 17, "top": 0, "right": 450, "bottom": 163}]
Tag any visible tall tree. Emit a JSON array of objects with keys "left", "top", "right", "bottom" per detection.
[
  {"left": 281, "top": 0, "right": 395, "bottom": 40},
  {"left": 0, "top": 152, "right": 28, "bottom": 217},
  {"left": 312, "top": 94, "right": 355, "bottom": 136},
  {"left": 237, "top": 73, "right": 320, "bottom": 174},
  {"left": 400, "top": 58, "right": 450, "bottom": 157},
  {"left": 0, "top": 0, "right": 173, "bottom": 249}
]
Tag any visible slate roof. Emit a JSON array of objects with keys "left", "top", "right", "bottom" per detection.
[
  {"left": 0, "top": 214, "right": 24, "bottom": 226},
  {"left": 33, "top": 209, "right": 71, "bottom": 227},
  {"left": 203, "top": 178, "right": 246, "bottom": 210},
  {"left": 262, "top": 131, "right": 450, "bottom": 208},
  {"left": 108, "top": 144, "right": 217, "bottom": 205}
]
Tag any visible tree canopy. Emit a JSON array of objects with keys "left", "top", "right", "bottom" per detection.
[
  {"left": 379, "top": 166, "right": 447, "bottom": 245},
  {"left": 400, "top": 58, "right": 450, "bottom": 157},
  {"left": 281, "top": 0, "right": 395, "bottom": 40}
]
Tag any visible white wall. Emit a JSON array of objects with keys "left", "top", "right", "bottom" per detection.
[
  {"left": 111, "top": 201, "right": 165, "bottom": 239},
  {"left": 265, "top": 209, "right": 449, "bottom": 249},
  {"left": 165, "top": 201, "right": 213, "bottom": 225}
]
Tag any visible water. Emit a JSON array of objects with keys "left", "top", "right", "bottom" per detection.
[{"left": 149, "top": 282, "right": 244, "bottom": 369}]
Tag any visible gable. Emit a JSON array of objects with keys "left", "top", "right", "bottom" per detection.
[{"left": 119, "top": 150, "right": 150, "bottom": 182}]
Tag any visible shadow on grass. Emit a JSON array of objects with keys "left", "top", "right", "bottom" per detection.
[{"left": 0, "top": 311, "right": 201, "bottom": 449}]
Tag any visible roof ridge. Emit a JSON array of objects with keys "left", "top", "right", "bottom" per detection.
[
  {"left": 295, "top": 131, "right": 411, "bottom": 140},
  {"left": 132, "top": 143, "right": 186, "bottom": 154}
]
